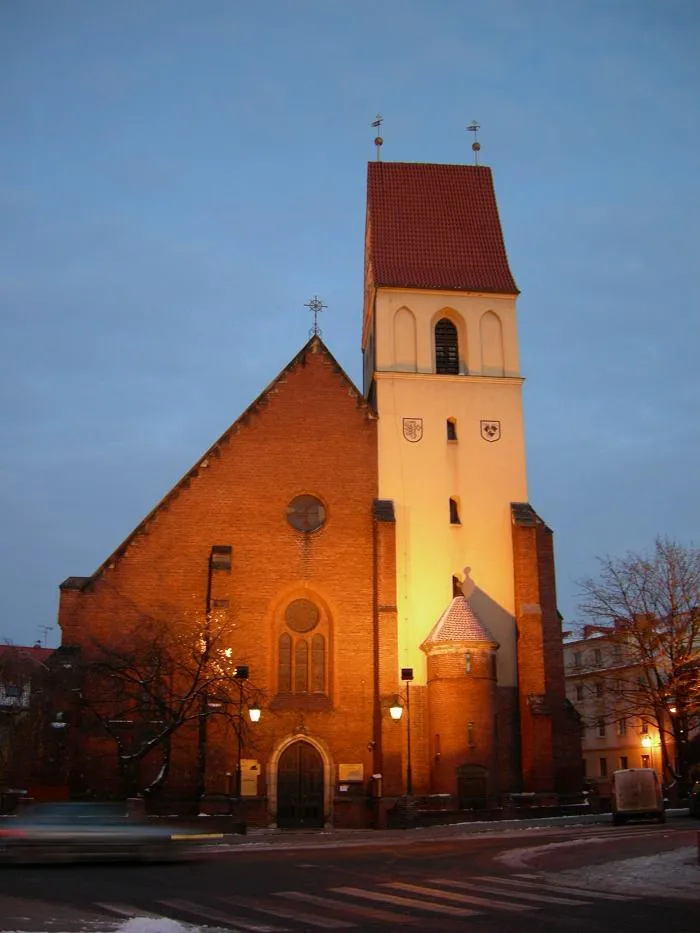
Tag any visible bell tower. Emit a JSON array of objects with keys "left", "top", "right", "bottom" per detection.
[{"left": 362, "top": 160, "right": 527, "bottom": 696}]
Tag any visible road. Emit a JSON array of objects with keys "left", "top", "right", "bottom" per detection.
[{"left": 0, "top": 817, "right": 697, "bottom": 932}]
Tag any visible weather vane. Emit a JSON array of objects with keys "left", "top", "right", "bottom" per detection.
[
  {"left": 466, "top": 120, "right": 481, "bottom": 165},
  {"left": 305, "top": 295, "right": 327, "bottom": 337},
  {"left": 371, "top": 114, "right": 384, "bottom": 161}
]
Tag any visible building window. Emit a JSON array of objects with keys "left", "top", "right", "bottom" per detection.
[
  {"left": 210, "top": 545, "right": 232, "bottom": 572},
  {"left": 599, "top": 757, "right": 608, "bottom": 778},
  {"left": 619, "top": 756, "right": 628, "bottom": 770},
  {"left": 287, "top": 494, "right": 326, "bottom": 532},
  {"left": 465, "top": 652, "right": 472, "bottom": 674},
  {"left": 467, "top": 722, "right": 475, "bottom": 746},
  {"left": 446, "top": 418, "right": 457, "bottom": 441},
  {"left": 575, "top": 685, "right": 584, "bottom": 702},
  {"left": 573, "top": 652, "right": 581, "bottom": 670},
  {"left": 593, "top": 648, "right": 602, "bottom": 666},
  {"left": 595, "top": 682, "right": 604, "bottom": 698},
  {"left": 641, "top": 754, "right": 650, "bottom": 768},
  {"left": 278, "top": 633, "right": 292, "bottom": 693},
  {"left": 435, "top": 318, "right": 459, "bottom": 374},
  {"left": 640, "top": 721, "right": 649, "bottom": 734},
  {"left": 452, "top": 575, "right": 462, "bottom": 597},
  {"left": 285, "top": 599, "right": 319, "bottom": 633},
  {"left": 4, "top": 684, "right": 21, "bottom": 698},
  {"left": 449, "top": 497, "right": 461, "bottom": 525},
  {"left": 617, "top": 718, "right": 627, "bottom": 736},
  {"left": 278, "top": 598, "right": 327, "bottom": 697},
  {"left": 597, "top": 718, "right": 606, "bottom": 737}
]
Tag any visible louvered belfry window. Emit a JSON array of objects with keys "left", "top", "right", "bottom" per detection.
[{"left": 435, "top": 318, "right": 459, "bottom": 374}]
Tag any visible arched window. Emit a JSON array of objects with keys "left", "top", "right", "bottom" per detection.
[
  {"left": 449, "top": 497, "right": 461, "bottom": 525},
  {"left": 435, "top": 318, "right": 459, "bottom": 374},
  {"left": 311, "top": 634, "right": 325, "bottom": 693},
  {"left": 277, "top": 598, "right": 328, "bottom": 698},
  {"left": 278, "top": 633, "right": 292, "bottom": 693}
]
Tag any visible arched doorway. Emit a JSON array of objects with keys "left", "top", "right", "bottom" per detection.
[{"left": 277, "top": 740, "right": 325, "bottom": 828}]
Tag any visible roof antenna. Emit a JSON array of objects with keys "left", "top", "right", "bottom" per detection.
[
  {"left": 38, "top": 625, "right": 53, "bottom": 647},
  {"left": 305, "top": 295, "right": 327, "bottom": 338},
  {"left": 371, "top": 114, "right": 384, "bottom": 161},
  {"left": 466, "top": 120, "right": 481, "bottom": 165}
]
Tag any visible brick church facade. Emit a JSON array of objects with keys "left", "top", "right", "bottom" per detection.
[{"left": 56, "top": 158, "right": 582, "bottom": 826}]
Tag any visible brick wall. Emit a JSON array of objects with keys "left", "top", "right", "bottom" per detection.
[
  {"left": 58, "top": 340, "right": 403, "bottom": 819},
  {"left": 511, "top": 504, "right": 582, "bottom": 793}
]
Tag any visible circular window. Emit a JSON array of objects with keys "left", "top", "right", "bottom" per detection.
[
  {"left": 287, "top": 494, "right": 326, "bottom": 532},
  {"left": 285, "top": 598, "right": 320, "bottom": 633}
]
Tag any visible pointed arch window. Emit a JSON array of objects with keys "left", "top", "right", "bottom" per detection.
[
  {"left": 277, "top": 598, "right": 329, "bottom": 699},
  {"left": 446, "top": 418, "right": 458, "bottom": 441},
  {"left": 278, "top": 633, "right": 292, "bottom": 693},
  {"left": 435, "top": 318, "right": 459, "bottom": 374}
]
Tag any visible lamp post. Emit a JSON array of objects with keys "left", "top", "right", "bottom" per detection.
[
  {"left": 233, "top": 666, "right": 262, "bottom": 797},
  {"left": 401, "top": 668, "right": 414, "bottom": 796}
]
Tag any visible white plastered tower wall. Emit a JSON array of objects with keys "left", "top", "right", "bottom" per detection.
[{"left": 372, "top": 287, "right": 528, "bottom": 686}]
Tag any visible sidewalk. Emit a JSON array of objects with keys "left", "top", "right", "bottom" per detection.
[{"left": 203, "top": 808, "right": 686, "bottom": 851}]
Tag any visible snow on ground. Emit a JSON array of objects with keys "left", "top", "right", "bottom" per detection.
[{"left": 541, "top": 846, "right": 699, "bottom": 900}]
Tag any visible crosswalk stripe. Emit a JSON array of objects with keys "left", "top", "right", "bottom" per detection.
[
  {"left": 94, "top": 903, "right": 162, "bottom": 919},
  {"left": 331, "top": 886, "right": 479, "bottom": 918},
  {"left": 383, "top": 881, "right": 535, "bottom": 912},
  {"left": 511, "top": 874, "right": 636, "bottom": 901},
  {"left": 430, "top": 878, "right": 588, "bottom": 906},
  {"left": 160, "top": 897, "right": 286, "bottom": 932},
  {"left": 275, "top": 890, "right": 417, "bottom": 924},
  {"left": 221, "top": 895, "right": 354, "bottom": 929}
]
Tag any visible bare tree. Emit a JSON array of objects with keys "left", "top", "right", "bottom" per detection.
[
  {"left": 577, "top": 537, "right": 700, "bottom": 789},
  {"left": 78, "top": 615, "right": 262, "bottom": 798}
]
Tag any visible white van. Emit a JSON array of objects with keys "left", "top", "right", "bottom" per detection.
[{"left": 611, "top": 768, "right": 665, "bottom": 825}]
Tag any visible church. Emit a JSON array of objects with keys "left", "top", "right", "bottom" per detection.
[{"left": 57, "top": 155, "right": 582, "bottom": 827}]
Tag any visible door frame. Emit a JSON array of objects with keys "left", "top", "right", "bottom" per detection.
[{"left": 268, "top": 733, "right": 333, "bottom": 828}]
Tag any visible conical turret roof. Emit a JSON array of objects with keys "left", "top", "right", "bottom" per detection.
[{"left": 421, "top": 597, "right": 499, "bottom": 651}]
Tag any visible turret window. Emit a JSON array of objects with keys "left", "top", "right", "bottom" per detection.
[
  {"left": 449, "top": 497, "right": 461, "bottom": 525},
  {"left": 435, "top": 318, "right": 459, "bottom": 374},
  {"left": 446, "top": 418, "right": 457, "bottom": 441}
]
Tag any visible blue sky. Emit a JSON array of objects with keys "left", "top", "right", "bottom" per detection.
[{"left": 1, "top": 0, "right": 698, "bottom": 647}]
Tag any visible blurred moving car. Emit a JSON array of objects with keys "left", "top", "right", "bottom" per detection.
[
  {"left": 689, "top": 780, "right": 700, "bottom": 818},
  {"left": 0, "top": 801, "right": 223, "bottom": 864}
]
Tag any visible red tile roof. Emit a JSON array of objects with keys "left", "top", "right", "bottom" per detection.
[{"left": 366, "top": 162, "right": 518, "bottom": 294}]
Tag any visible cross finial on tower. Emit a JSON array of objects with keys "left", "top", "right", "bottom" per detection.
[
  {"left": 305, "top": 295, "right": 327, "bottom": 337},
  {"left": 466, "top": 120, "right": 481, "bottom": 165},
  {"left": 371, "top": 114, "right": 384, "bottom": 161}
]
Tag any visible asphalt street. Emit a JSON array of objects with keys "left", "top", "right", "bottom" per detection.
[{"left": 0, "top": 814, "right": 697, "bottom": 933}]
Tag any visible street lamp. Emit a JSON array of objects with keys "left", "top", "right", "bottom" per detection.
[
  {"left": 401, "top": 668, "right": 414, "bottom": 796},
  {"left": 233, "top": 666, "right": 261, "bottom": 797}
]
